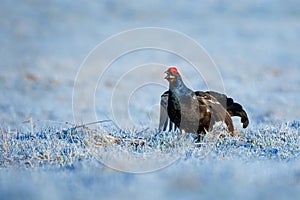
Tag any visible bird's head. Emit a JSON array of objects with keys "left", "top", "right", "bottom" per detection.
[{"left": 164, "top": 67, "right": 181, "bottom": 83}]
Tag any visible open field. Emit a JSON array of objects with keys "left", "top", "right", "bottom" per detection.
[{"left": 1, "top": 1, "right": 300, "bottom": 199}]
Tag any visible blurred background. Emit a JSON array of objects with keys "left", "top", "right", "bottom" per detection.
[
  {"left": 1, "top": 0, "right": 299, "bottom": 126},
  {"left": 1, "top": 1, "right": 300, "bottom": 199}
]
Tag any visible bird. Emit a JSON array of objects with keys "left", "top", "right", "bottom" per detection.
[{"left": 159, "top": 67, "right": 249, "bottom": 140}]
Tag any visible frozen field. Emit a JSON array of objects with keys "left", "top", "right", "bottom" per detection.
[{"left": 1, "top": 0, "right": 300, "bottom": 199}]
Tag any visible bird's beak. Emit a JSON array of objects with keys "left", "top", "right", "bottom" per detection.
[{"left": 164, "top": 71, "right": 175, "bottom": 80}]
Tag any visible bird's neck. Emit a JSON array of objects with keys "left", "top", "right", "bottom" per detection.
[{"left": 169, "top": 78, "right": 193, "bottom": 95}]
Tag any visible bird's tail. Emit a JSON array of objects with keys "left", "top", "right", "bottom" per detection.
[
  {"left": 206, "top": 91, "right": 249, "bottom": 128},
  {"left": 226, "top": 98, "right": 249, "bottom": 128}
]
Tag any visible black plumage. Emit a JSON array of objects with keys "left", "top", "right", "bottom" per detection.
[{"left": 159, "top": 67, "right": 249, "bottom": 139}]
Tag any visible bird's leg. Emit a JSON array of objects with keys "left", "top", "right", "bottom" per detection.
[
  {"left": 195, "top": 127, "right": 207, "bottom": 142},
  {"left": 195, "top": 134, "right": 205, "bottom": 143}
]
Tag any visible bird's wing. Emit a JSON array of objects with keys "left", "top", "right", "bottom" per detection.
[
  {"left": 204, "top": 91, "right": 249, "bottom": 128},
  {"left": 159, "top": 91, "right": 170, "bottom": 131},
  {"left": 195, "top": 92, "right": 234, "bottom": 132}
]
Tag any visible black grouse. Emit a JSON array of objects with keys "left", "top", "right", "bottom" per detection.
[{"left": 159, "top": 67, "right": 249, "bottom": 139}]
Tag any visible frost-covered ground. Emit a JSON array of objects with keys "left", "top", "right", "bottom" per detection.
[{"left": 1, "top": 0, "right": 300, "bottom": 200}]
